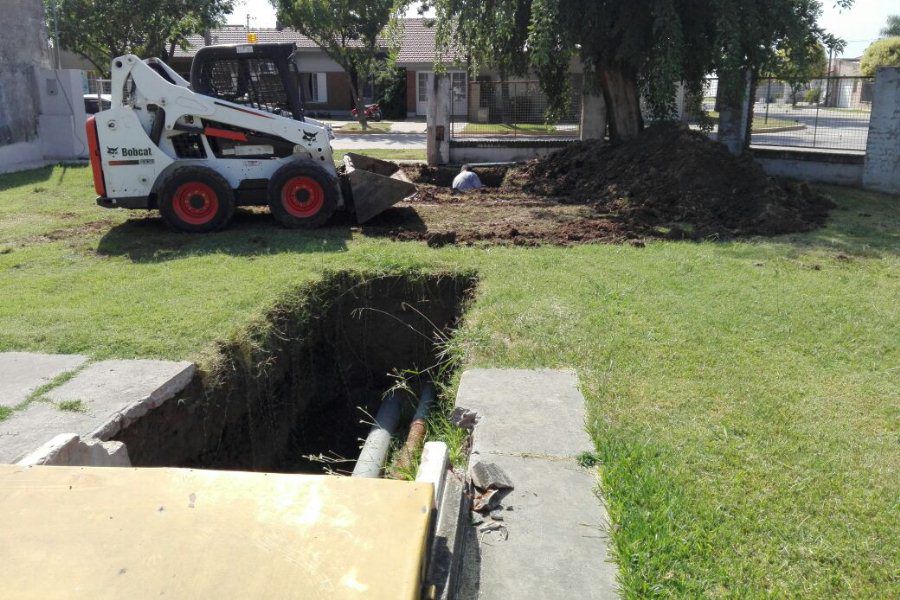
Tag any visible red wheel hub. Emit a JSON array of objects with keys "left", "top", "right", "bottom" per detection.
[
  {"left": 282, "top": 176, "right": 324, "bottom": 218},
  {"left": 172, "top": 182, "right": 219, "bottom": 225}
]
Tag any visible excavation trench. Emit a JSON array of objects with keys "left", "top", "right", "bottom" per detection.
[{"left": 113, "top": 270, "right": 477, "bottom": 474}]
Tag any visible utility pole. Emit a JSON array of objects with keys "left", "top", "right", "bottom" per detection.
[{"left": 50, "top": 0, "right": 62, "bottom": 69}]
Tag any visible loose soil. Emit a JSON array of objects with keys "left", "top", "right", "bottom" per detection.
[{"left": 361, "top": 123, "right": 834, "bottom": 247}]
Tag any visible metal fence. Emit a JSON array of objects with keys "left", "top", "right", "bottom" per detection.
[
  {"left": 86, "top": 77, "right": 112, "bottom": 96},
  {"left": 449, "top": 76, "right": 872, "bottom": 152},
  {"left": 688, "top": 76, "right": 873, "bottom": 152},
  {"left": 84, "top": 78, "right": 112, "bottom": 114},
  {"left": 450, "top": 80, "right": 582, "bottom": 139},
  {"left": 752, "top": 76, "right": 873, "bottom": 151}
]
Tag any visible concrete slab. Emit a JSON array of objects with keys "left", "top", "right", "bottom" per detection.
[
  {"left": 46, "top": 359, "right": 195, "bottom": 439},
  {"left": 456, "top": 369, "right": 593, "bottom": 458},
  {"left": 0, "top": 351, "right": 87, "bottom": 408},
  {"left": 459, "top": 454, "right": 618, "bottom": 599},
  {"left": 0, "top": 403, "right": 91, "bottom": 464},
  {"left": 0, "top": 359, "right": 194, "bottom": 463},
  {"left": 0, "top": 465, "right": 433, "bottom": 599},
  {"left": 16, "top": 433, "right": 130, "bottom": 467},
  {"left": 455, "top": 368, "right": 619, "bottom": 600}
]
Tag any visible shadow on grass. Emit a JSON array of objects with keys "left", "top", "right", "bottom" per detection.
[
  {"left": 0, "top": 166, "right": 55, "bottom": 192},
  {"left": 95, "top": 206, "right": 428, "bottom": 262},
  {"left": 0, "top": 163, "right": 86, "bottom": 193},
  {"left": 773, "top": 185, "right": 900, "bottom": 258}
]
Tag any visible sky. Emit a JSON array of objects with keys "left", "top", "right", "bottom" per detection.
[{"left": 228, "top": 0, "right": 895, "bottom": 58}]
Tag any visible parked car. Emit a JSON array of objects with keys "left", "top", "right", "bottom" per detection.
[{"left": 83, "top": 94, "right": 112, "bottom": 115}]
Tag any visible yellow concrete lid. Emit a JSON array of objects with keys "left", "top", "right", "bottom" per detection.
[{"left": 0, "top": 465, "right": 433, "bottom": 599}]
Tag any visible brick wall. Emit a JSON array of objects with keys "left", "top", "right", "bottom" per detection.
[
  {"left": 407, "top": 70, "right": 417, "bottom": 114},
  {"left": 300, "top": 72, "right": 353, "bottom": 113}
]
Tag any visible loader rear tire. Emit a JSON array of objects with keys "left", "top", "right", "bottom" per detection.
[
  {"left": 158, "top": 167, "right": 235, "bottom": 233},
  {"left": 268, "top": 162, "right": 338, "bottom": 228}
]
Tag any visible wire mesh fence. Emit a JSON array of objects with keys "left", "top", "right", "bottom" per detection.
[
  {"left": 751, "top": 76, "right": 873, "bottom": 151},
  {"left": 84, "top": 78, "right": 112, "bottom": 114},
  {"left": 450, "top": 80, "right": 582, "bottom": 139},
  {"left": 450, "top": 76, "right": 872, "bottom": 152},
  {"left": 686, "top": 76, "right": 873, "bottom": 151}
]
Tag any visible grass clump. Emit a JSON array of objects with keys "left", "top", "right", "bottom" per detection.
[{"left": 56, "top": 399, "right": 87, "bottom": 412}]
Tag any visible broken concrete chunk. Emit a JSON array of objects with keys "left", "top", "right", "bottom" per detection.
[
  {"left": 472, "top": 488, "right": 500, "bottom": 513},
  {"left": 16, "top": 433, "right": 131, "bottom": 467},
  {"left": 450, "top": 406, "right": 478, "bottom": 430},
  {"left": 470, "top": 461, "right": 514, "bottom": 491}
]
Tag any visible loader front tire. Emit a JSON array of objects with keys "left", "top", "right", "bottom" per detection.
[
  {"left": 268, "top": 162, "right": 338, "bottom": 228},
  {"left": 158, "top": 167, "right": 235, "bottom": 233}
]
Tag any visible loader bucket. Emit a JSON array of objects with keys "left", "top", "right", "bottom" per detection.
[{"left": 342, "top": 153, "right": 417, "bottom": 223}]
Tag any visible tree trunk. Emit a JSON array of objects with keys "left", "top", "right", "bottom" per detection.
[
  {"left": 500, "top": 81, "right": 512, "bottom": 125},
  {"left": 348, "top": 72, "right": 368, "bottom": 131},
  {"left": 599, "top": 66, "right": 643, "bottom": 142}
]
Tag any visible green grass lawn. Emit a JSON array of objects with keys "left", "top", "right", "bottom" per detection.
[
  {"left": 332, "top": 148, "right": 424, "bottom": 163},
  {"left": 1, "top": 164, "right": 897, "bottom": 597},
  {"left": 334, "top": 121, "right": 393, "bottom": 134}
]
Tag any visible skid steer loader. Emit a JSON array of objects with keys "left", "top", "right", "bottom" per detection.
[{"left": 85, "top": 43, "right": 416, "bottom": 232}]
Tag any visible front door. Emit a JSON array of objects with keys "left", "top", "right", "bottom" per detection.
[{"left": 417, "top": 71, "right": 431, "bottom": 116}]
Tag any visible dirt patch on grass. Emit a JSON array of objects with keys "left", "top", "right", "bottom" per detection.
[
  {"left": 361, "top": 123, "right": 834, "bottom": 246},
  {"left": 365, "top": 191, "right": 634, "bottom": 246},
  {"left": 16, "top": 219, "right": 117, "bottom": 247}
]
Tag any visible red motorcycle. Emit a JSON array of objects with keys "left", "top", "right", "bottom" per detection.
[{"left": 351, "top": 103, "right": 383, "bottom": 122}]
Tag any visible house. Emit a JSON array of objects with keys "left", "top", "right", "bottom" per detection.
[
  {"left": 826, "top": 57, "right": 874, "bottom": 108},
  {"left": 168, "top": 19, "right": 469, "bottom": 118},
  {"left": 62, "top": 18, "right": 583, "bottom": 124}
]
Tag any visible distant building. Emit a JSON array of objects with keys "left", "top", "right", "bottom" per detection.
[{"left": 168, "top": 20, "right": 467, "bottom": 118}]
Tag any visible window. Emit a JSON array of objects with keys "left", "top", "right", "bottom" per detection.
[
  {"left": 300, "top": 72, "right": 328, "bottom": 104},
  {"left": 418, "top": 72, "right": 429, "bottom": 103}
]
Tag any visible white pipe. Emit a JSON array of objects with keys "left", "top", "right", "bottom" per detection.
[{"left": 352, "top": 391, "right": 401, "bottom": 478}]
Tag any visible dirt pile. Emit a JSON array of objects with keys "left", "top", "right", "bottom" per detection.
[{"left": 511, "top": 122, "right": 834, "bottom": 238}]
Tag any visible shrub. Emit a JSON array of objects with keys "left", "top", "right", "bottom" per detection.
[{"left": 860, "top": 37, "right": 900, "bottom": 76}]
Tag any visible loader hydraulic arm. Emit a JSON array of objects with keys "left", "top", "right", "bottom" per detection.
[{"left": 108, "top": 55, "right": 327, "bottom": 156}]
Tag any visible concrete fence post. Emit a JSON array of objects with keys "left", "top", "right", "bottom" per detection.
[
  {"left": 426, "top": 73, "right": 451, "bottom": 165},
  {"left": 862, "top": 67, "right": 900, "bottom": 194},
  {"left": 580, "top": 91, "right": 607, "bottom": 141}
]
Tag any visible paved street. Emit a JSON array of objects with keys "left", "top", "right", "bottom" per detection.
[{"left": 749, "top": 104, "right": 871, "bottom": 151}]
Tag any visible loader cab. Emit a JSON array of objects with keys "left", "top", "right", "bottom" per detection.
[{"left": 190, "top": 43, "right": 304, "bottom": 121}]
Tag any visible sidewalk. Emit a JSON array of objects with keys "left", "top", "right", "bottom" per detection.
[
  {"left": 454, "top": 369, "right": 619, "bottom": 599},
  {"left": 0, "top": 353, "right": 194, "bottom": 463}
]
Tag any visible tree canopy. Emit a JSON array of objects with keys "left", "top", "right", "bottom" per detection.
[
  {"left": 766, "top": 42, "right": 828, "bottom": 80},
  {"left": 880, "top": 14, "right": 900, "bottom": 38},
  {"left": 860, "top": 37, "right": 900, "bottom": 77},
  {"left": 48, "top": 0, "right": 234, "bottom": 76},
  {"left": 273, "top": 0, "right": 408, "bottom": 128},
  {"left": 426, "top": 0, "right": 851, "bottom": 141}
]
